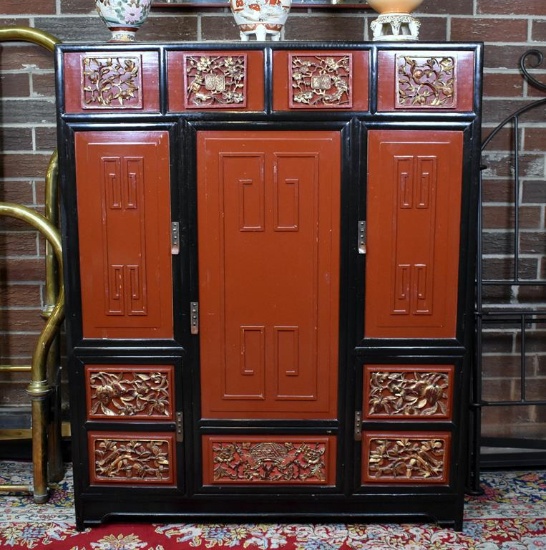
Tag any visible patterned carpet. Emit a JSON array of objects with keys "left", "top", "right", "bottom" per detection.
[{"left": 1, "top": 461, "right": 546, "bottom": 549}]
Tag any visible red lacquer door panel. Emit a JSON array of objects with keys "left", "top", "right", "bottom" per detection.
[
  {"left": 365, "top": 130, "right": 463, "bottom": 339},
  {"left": 198, "top": 131, "right": 340, "bottom": 419},
  {"left": 75, "top": 131, "right": 173, "bottom": 339}
]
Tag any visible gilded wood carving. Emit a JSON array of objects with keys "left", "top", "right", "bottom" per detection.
[
  {"left": 88, "top": 368, "right": 172, "bottom": 419},
  {"left": 396, "top": 56, "right": 456, "bottom": 108},
  {"left": 290, "top": 54, "right": 352, "bottom": 108},
  {"left": 82, "top": 55, "right": 143, "bottom": 109},
  {"left": 210, "top": 440, "right": 328, "bottom": 484},
  {"left": 184, "top": 54, "right": 247, "bottom": 108},
  {"left": 366, "top": 368, "right": 451, "bottom": 418}
]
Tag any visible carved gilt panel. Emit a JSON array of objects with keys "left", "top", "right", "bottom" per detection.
[
  {"left": 184, "top": 54, "right": 247, "bottom": 108},
  {"left": 364, "top": 365, "right": 453, "bottom": 420},
  {"left": 86, "top": 365, "right": 174, "bottom": 420},
  {"left": 203, "top": 436, "right": 336, "bottom": 485},
  {"left": 396, "top": 55, "right": 456, "bottom": 109},
  {"left": 82, "top": 55, "right": 143, "bottom": 109},
  {"left": 89, "top": 433, "right": 176, "bottom": 485},
  {"left": 363, "top": 433, "right": 451, "bottom": 484},
  {"left": 289, "top": 54, "right": 353, "bottom": 109}
]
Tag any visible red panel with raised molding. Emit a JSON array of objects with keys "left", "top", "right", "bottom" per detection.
[
  {"left": 365, "top": 129, "right": 463, "bottom": 339},
  {"left": 75, "top": 131, "right": 173, "bottom": 339},
  {"left": 197, "top": 130, "right": 340, "bottom": 419}
]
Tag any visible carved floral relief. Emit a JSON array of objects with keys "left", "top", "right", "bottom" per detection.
[
  {"left": 290, "top": 54, "right": 352, "bottom": 108},
  {"left": 364, "top": 435, "right": 449, "bottom": 484},
  {"left": 82, "top": 55, "right": 143, "bottom": 109},
  {"left": 184, "top": 55, "right": 247, "bottom": 108},
  {"left": 396, "top": 55, "right": 456, "bottom": 108},
  {"left": 91, "top": 436, "right": 173, "bottom": 484},
  {"left": 365, "top": 368, "right": 452, "bottom": 419},
  {"left": 208, "top": 440, "right": 331, "bottom": 484},
  {"left": 87, "top": 367, "right": 172, "bottom": 419}
]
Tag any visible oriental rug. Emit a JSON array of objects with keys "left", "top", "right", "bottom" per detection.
[{"left": 1, "top": 461, "right": 545, "bottom": 549}]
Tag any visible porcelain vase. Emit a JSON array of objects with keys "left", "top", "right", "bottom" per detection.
[
  {"left": 367, "top": 0, "right": 424, "bottom": 41},
  {"left": 95, "top": 0, "right": 152, "bottom": 42},
  {"left": 230, "top": 0, "right": 291, "bottom": 41}
]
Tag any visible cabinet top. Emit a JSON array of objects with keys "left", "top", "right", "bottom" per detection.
[{"left": 56, "top": 42, "right": 483, "bottom": 116}]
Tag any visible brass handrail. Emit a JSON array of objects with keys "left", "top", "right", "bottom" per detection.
[
  {"left": 0, "top": 205, "right": 65, "bottom": 502},
  {"left": 0, "top": 26, "right": 62, "bottom": 502}
]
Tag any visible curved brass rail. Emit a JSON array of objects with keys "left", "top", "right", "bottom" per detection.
[
  {"left": 0, "top": 26, "right": 60, "bottom": 52},
  {"left": 0, "top": 26, "right": 62, "bottom": 502},
  {"left": 0, "top": 205, "right": 65, "bottom": 502}
]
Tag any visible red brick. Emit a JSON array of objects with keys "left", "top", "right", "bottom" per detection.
[
  {"left": 0, "top": 128, "right": 33, "bottom": 151},
  {"left": 31, "top": 73, "right": 56, "bottom": 98},
  {"left": 451, "top": 17, "right": 528, "bottom": 43},
  {"left": 0, "top": 73, "right": 30, "bottom": 98},
  {"left": 0, "top": 181, "right": 35, "bottom": 205},
  {"left": 0, "top": 233, "right": 38, "bottom": 257},
  {"left": 0, "top": 259, "right": 46, "bottom": 282},
  {"left": 0, "top": 1, "right": 56, "bottom": 15},
  {"left": 0, "top": 45, "right": 54, "bottom": 71},
  {"left": 0, "top": 153, "right": 52, "bottom": 179},
  {"left": 478, "top": 0, "right": 546, "bottom": 16},
  {"left": 483, "top": 72, "right": 525, "bottom": 98},
  {"left": 35, "top": 128, "right": 58, "bottom": 152},
  {"left": 482, "top": 205, "right": 542, "bottom": 230},
  {"left": 0, "top": 308, "right": 46, "bottom": 332},
  {"left": 532, "top": 19, "right": 546, "bottom": 41}
]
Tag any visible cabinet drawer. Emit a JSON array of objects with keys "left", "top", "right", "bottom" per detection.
[
  {"left": 167, "top": 50, "right": 265, "bottom": 111},
  {"left": 88, "top": 432, "right": 177, "bottom": 486},
  {"left": 377, "top": 50, "right": 475, "bottom": 112},
  {"left": 202, "top": 435, "right": 336, "bottom": 486},
  {"left": 363, "top": 365, "right": 454, "bottom": 420},
  {"left": 85, "top": 365, "right": 175, "bottom": 421},
  {"left": 362, "top": 432, "right": 451, "bottom": 485},
  {"left": 273, "top": 50, "right": 369, "bottom": 111},
  {"left": 63, "top": 51, "right": 160, "bottom": 113}
]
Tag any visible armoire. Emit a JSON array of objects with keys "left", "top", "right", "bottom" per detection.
[{"left": 55, "top": 40, "right": 483, "bottom": 530}]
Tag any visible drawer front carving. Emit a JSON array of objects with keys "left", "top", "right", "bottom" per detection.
[
  {"left": 377, "top": 50, "right": 475, "bottom": 112},
  {"left": 63, "top": 51, "right": 160, "bottom": 113},
  {"left": 273, "top": 50, "right": 369, "bottom": 111},
  {"left": 362, "top": 432, "right": 451, "bottom": 485},
  {"left": 85, "top": 365, "right": 174, "bottom": 421},
  {"left": 363, "top": 365, "right": 454, "bottom": 420},
  {"left": 167, "top": 50, "right": 265, "bottom": 111},
  {"left": 202, "top": 435, "right": 336, "bottom": 486},
  {"left": 88, "top": 432, "right": 176, "bottom": 486}
]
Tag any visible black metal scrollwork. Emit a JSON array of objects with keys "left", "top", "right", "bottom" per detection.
[{"left": 519, "top": 49, "right": 546, "bottom": 93}]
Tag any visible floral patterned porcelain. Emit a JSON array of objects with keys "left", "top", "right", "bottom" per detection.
[
  {"left": 95, "top": 0, "right": 152, "bottom": 42},
  {"left": 230, "top": 0, "right": 291, "bottom": 41}
]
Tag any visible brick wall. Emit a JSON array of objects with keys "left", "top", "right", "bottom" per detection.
[{"left": 0, "top": 0, "right": 545, "bottom": 441}]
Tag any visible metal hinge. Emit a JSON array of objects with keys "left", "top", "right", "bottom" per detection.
[
  {"left": 171, "top": 222, "right": 180, "bottom": 255},
  {"left": 354, "top": 411, "right": 362, "bottom": 441},
  {"left": 358, "top": 221, "right": 366, "bottom": 254},
  {"left": 190, "top": 302, "right": 199, "bottom": 335},
  {"left": 175, "top": 411, "right": 184, "bottom": 443}
]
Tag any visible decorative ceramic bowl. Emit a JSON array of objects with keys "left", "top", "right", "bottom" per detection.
[
  {"left": 95, "top": 0, "right": 152, "bottom": 42},
  {"left": 367, "top": 0, "right": 423, "bottom": 14}
]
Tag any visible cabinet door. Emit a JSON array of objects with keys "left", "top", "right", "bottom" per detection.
[
  {"left": 75, "top": 131, "right": 173, "bottom": 339},
  {"left": 365, "top": 130, "right": 463, "bottom": 339},
  {"left": 197, "top": 131, "right": 340, "bottom": 419}
]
